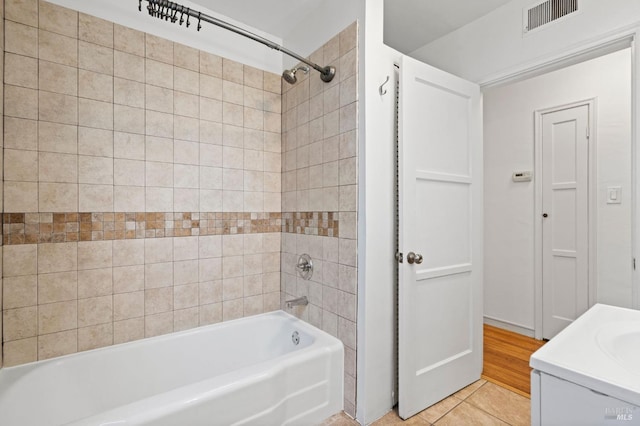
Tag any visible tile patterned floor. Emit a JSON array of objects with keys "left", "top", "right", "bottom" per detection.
[{"left": 322, "top": 379, "right": 531, "bottom": 425}]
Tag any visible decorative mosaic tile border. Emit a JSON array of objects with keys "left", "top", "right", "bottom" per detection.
[
  {"left": 282, "top": 212, "right": 339, "bottom": 237},
  {"left": 2, "top": 212, "right": 340, "bottom": 245}
]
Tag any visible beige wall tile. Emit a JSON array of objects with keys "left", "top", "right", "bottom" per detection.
[
  {"left": 113, "top": 291, "right": 144, "bottom": 321},
  {"left": 5, "top": 21, "right": 38, "bottom": 58},
  {"left": 174, "top": 92, "right": 199, "bottom": 118},
  {"left": 114, "top": 159, "right": 145, "bottom": 186},
  {"left": 222, "top": 298, "right": 243, "bottom": 321},
  {"left": 174, "top": 116, "right": 199, "bottom": 142},
  {"left": 200, "top": 189, "right": 222, "bottom": 211},
  {"left": 199, "top": 280, "right": 222, "bottom": 305},
  {"left": 38, "top": 271, "right": 77, "bottom": 304},
  {"left": 3, "top": 306, "right": 37, "bottom": 341},
  {"left": 146, "top": 111, "right": 173, "bottom": 138},
  {"left": 39, "top": 29, "right": 77, "bottom": 67},
  {"left": 174, "top": 164, "right": 199, "bottom": 188},
  {"left": 174, "top": 43, "right": 199, "bottom": 71},
  {"left": 79, "top": 184, "right": 113, "bottom": 211},
  {"left": 145, "top": 261, "right": 173, "bottom": 288},
  {"left": 175, "top": 67, "right": 200, "bottom": 95},
  {"left": 113, "top": 239, "right": 145, "bottom": 267},
  {"left": 264, "top": 72, "right": 281, "bottom": 95},
  {"left": 200, "top": 74, "right": 222, "bottom": 100},
  {"left": 78, "top": 98, "right": 113, "bottom": 130},
  {"left": 78, "top": 267, "right": 112, "bottom": 299},
  {"left": 78, "top": 323, "right": 112, "bottom": 352},
  {"left": 38, "top": 242, "right": 77, "bottom": 274},
  {"left": 146, "top": 84, "right": 174, "bottom": 113},
  {"left": 78, "top": 127, "right": 113, "bottom": 157},
  {"left": 4, "top": 182, "right": 38, "bottom": 212},
  {"left": 3, "top": 338, "right": 38, "bottom": 366},
  {"left": 3, "top": 275, "right": 37, "bottom": 309},
  {"left": 174, "top": 188, "right": 198, "bottom": 211},
  {"left": 114, "top": 50, "right": 144, "bottom": 82},
  {"left": 146, "top": 34, "right": 173, "bottom": 64},
  {"left": 145, "top": 312, "right": 173, "bottom": 337},
  {"left": 174, "top": 307, "right": 199, "bottom": 331},
  {"left": 79, "top": 69, "right": 113, "bottom": 103},
  {"left": 78, "top": 241, "right": 113, "bottom": 270},
  {"left": 114, "top": 77, "right": 145, "bottom": 108},
  {"left": 5, "top": 85, "right": 38, "bottom": 119},
  {"left": 5, "top": 53, "right": 37, "bottom": 89},
  {"left": 146, "top": 161, "right": 173, "bottom": 188},
  {"left": 144, "top": 287, "right": 174, "bottom": 315},
  {"left": 4, "top": 149, "right": 37, "bottom": 181},
  {"left": 199, "top": 258, "right": 222, "bottom": 282},
  {"left": 264, "top": 291, "right": 281, "bottom": 312},
  {"left": 222, "top": 102, "right": 243, "bottom": 126},
  {"left": 39, "top": 60, "right": 77, "bottom": 96},
  {"left": 114, "top": 105, "right": 145, "bottom": 134},
  {"left": 78, "top": 296, "right": 112, "bottom": 327},
  {"left": 174, "top": 283, "right": 198, "bottom": 309},
  {"left": 114, "top": 24, "right": 144, "bottom": 56},
  {"left": 200, "top": 120, "right": 222, "bottom": 145},
  {"left": 5, "top": 117, "right": 38, "bottom": 150},
  {"left": 200, "top": 166, "right": 222, "bottom": 190},
  {"left": 222, "top": 59, "right": 243, "bottom": 84},
  {"left": 39, "top": 1, "right": 77, "bottom": 38},
  {"left": 39, "top": 91, "right": 77, "bottom": 125},
  {"left": 146, "top": 59, "right": 173, "bottom": 89},
  {"left": 244, "top": 295, "right": 263, "bottom": 317},
  {"left": 113, "top": 317, "right": 144, "bottom": 344},
  {"left": 39, "top": 152, "right": 77, "bottom": 183},
  {"left": 6, "top": 0, "right": 38, "bottom": 26},
  {"left": 174, "top": 139, "right": 199, "bottom": 165},
  {"left": 113, "top": 265, "right": 145, "bottom": 294},
  {"left": 79, "top": 40, "right": 113, "bottom": 75},
  {"left": 38, "top": 121, "right": 77, "bottom": 154},
  {"left": 200, "top": 51, "right": 222, "bottom": 78},
  {"left": 38, "top": 300, "right": 77, "bottom": 334},
  {"left": 79, "top": 13, "right": 113, "bottom": 48},
  {"left": 145, "top": 187, "right": 173, "bottom": 212},
  {"left": 114, "top": 186, "right": 145, "bottom": 211},
  {"left": 145, "top": 238, "right": 173, "bottom": 264},
  {"left": 114, "top": 132, "right": 145, "bottom": 160},
  {"left": 38, "top": 329, "right": 77, "bottom": 360},
  {"left": 79, "top": 155, "right": 113, "bottom": 184},
  {"left": 199, "top": 302, "right": 222, "bottom": 325}
]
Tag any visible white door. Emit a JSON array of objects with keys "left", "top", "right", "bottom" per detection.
[
  {"left": 541, "top": 105, "right": 590, "bottom": 339},
  {"left": 398, "top": 55, "right": 483, "bottom": 419}
]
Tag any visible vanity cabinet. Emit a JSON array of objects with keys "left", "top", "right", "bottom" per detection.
[{"left": 532, "top": 370, "right": 640, "bottom": 426}]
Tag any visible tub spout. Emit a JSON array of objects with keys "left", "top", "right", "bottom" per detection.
[{"left": 286, "top": 296, "right": 308, "bottom": 309}]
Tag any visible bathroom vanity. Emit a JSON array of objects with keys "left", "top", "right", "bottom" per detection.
[{"left": 530, "top": 304, "right": 640, "bottom": 425}]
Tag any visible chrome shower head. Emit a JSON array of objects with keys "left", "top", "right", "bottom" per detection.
[{"left": 282, "top": 65, "right": 309, "bottom": 84}]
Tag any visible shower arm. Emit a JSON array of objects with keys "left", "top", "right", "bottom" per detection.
[{"left": 140, "top": 0, "right": 336, "bottom": 82}]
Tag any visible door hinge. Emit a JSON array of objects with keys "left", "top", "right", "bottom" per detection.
[{"left": 395, "top": 252, "right": 403, "bottom": 263}]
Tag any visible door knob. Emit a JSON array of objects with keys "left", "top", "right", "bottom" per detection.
[{"left": 407, "top": 252, "right": 423, "bottom": 264}]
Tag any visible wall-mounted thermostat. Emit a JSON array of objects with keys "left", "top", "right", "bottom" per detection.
[{"left": 512, "top": 171, "right": 533, "bottom": 182}]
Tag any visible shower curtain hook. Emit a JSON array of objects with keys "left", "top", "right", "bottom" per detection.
[
  {"left": 138, "top": 0, "right": 142, "bottom": 12},
  {"left": 179, "top": 7, "right": 184, "bottom": 25},
  {"left": 197, "top": 12, "right": 202, "bottom": 31},
  {"left": 186, "top": 8, "right": 190, "bottom": 27}
]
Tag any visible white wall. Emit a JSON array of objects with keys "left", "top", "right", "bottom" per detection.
[
  {"left": 357, "top": 0, "right": 401, "bottom": 424},
  {"left": 483, "top": 48, "right": 632, "bottom": 332},
  {"left": 410, "top": 0, "right": 640, "bottom": 84},
  {"left": 45, "top": 0, "right": 284, "bottom": 73}
]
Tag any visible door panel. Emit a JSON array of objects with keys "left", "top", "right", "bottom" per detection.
[
  {"left": 542, "top": 105, "right": 589, "bottom": 339},
  {"left": 398, "top": 55, "right": 482, "bottom": 419}
]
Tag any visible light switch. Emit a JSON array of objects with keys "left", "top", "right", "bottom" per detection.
[{"left": 607, "top": 186, "right": 622, "bottom": 204}]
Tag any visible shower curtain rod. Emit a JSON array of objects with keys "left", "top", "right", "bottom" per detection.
[{"left": 139, "top": 0, "right": 336, "bottom": 82}]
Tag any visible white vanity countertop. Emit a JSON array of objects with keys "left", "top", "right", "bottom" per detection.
[{"left": 530, "top": 303, "right": 640, "bottom": 406}]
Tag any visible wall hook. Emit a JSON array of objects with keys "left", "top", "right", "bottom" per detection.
[{"left": 379, "top": 75, "right": 390, "bottom": 96}]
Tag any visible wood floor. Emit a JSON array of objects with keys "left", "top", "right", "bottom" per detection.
[{"left": 481, "top": 324, "right": 546, "bottom": 398}]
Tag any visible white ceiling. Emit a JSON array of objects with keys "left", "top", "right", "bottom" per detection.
[
  {"left": 188, "top": 0, "right": 513, "bottom": 54},
  {"left": 383, "top": 0, "right": 514, "bottom": 53}
]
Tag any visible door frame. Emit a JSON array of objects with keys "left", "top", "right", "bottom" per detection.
[{"left": 533, "top": 99, "right": 597, "bottom": 340}]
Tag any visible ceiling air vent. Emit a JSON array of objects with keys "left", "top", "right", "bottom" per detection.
[{"left": 524, "top": 0, "right": 578, "bottom": 33}]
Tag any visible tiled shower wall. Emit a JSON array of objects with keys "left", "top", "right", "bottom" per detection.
[
  {"left": 280, "top": 23, "right": 359, "bottom": 416},
  {"left": 1, "top": 0, "right": 283, "bottom": 365}
]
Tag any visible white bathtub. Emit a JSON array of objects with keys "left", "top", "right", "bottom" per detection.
[{"left": 0, "top": 310, "right": 344, "bottom": 425}]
